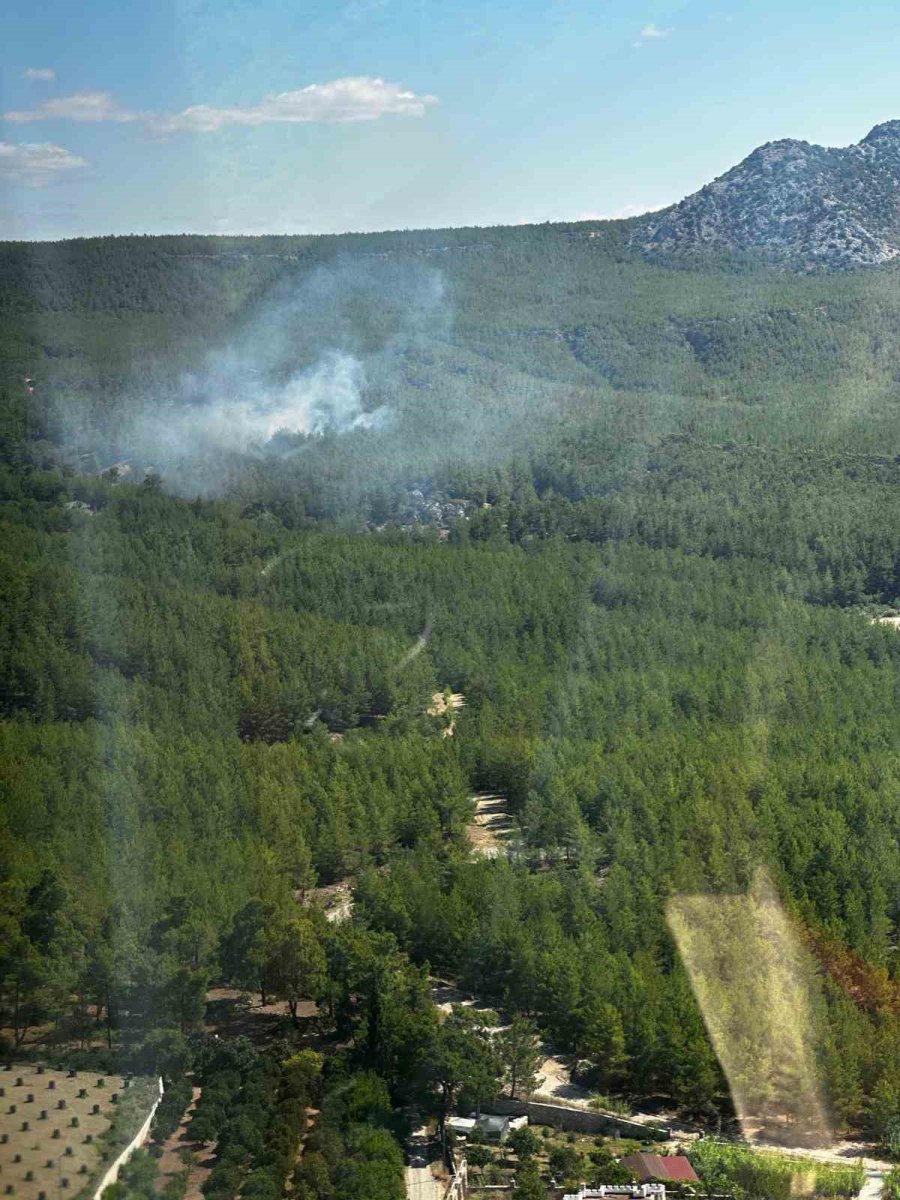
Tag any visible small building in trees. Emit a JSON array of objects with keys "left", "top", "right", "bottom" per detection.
[
  {"left": 563, "top": 1188, "right": 667, "bottom": 1200},
  {"left": 620, "top": 1155, "right": 699, "bottom": 1185},
  {"left": 447, "top": 1112, "right": 528, "bottom": 1143}
]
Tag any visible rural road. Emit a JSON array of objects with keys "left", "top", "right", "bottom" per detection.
[
  {"left": 405, "top": 1127, "right": 443, "bottom": 1200},
  {"left": 404, "top": 1162, "right": 443, "bottom": 1200}
]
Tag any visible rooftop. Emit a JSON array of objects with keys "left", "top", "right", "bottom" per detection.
[{"left": 620, "top": 1154, "right": 700, "bottom": 1184}]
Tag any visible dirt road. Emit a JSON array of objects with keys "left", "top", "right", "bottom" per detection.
[
  {"left": 859, "top": 1168, "right": 885, "bottom": 1200},
  {"left": 404, "top": 1161, "right": 443, "bottom": 1200},
  {"left": 155, "top": 1086, "right": 216, "bottom": 1200},
  {"left": 754, "top": 1140, "right": 891, "bottom": 1175}
]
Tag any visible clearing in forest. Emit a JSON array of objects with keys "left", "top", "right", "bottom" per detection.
[
  {"left": 466, "top": 792, "right": 514, "bottom": 857},
  {"left": 427, "top": 690, "right": 466, "bottom": 737},
  {"left": 305, "top": 879, "right": 354, "bottom": 924},
  {"left": 203, "top": 987, "right": 319, "bottom": 1046},
  {"left": 428, "top": 981, "right": 586, "bottom": 1101}
]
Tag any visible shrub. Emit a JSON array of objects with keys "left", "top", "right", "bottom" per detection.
[
  {"left": 549, "top": 1145, "right": 583, "bottom": 1179},
  {"left": 152, "top": 1077, "right": 193, "bottom": 1142},
  {"left": 508, "top": 1126, "right": 541, "bottom": 1160},
  {"left": 689, "top": 1140, "right": 865, "bottom": 1200},
  {"left": 467, "top": 1145, "right": 493, "bottom": 1170},
  {"left": 588, "top": 1093, "right": 631, "bottom": 1117}
]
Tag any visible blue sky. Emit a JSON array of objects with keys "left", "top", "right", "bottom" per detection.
[{"left": 2, "top": 0, "right": 900, "bottom": 240}]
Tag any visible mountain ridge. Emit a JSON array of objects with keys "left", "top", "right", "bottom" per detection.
[{"left": 631, "top": 121, "right": 900, "bottom": 267}]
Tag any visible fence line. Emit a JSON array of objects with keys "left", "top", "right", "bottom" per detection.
[
  {"left": 92, "top": 1077, "right": 164, "bottom": 1200},
  {"left": 444, "top": 1150, "right": 468, "bottom": 1200}
]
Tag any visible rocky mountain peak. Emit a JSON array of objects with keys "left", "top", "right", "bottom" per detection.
[
  {"left": 861, "top": 119, "right": 900, "bottom": 145},
  {"left": 630, "top": 121, "right": 900, "bottom": 267}
]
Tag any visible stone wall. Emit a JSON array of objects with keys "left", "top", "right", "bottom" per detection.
[{"left": 487, "top": 1097, "right": 669, "bottom": 1140}]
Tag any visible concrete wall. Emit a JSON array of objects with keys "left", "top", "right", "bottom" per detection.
[
  {"left": 487, "top": 1097, "right": 669, "bottom": 1140},
  {"left": 92, "top": 1077, "right": 164, "bottom": 1200}
]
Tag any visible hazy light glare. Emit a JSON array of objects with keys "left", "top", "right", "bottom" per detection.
[{"left": 667, "top": 867, "right": 831, "bottom": 1147}]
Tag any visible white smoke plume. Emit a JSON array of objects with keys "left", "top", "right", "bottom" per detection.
[
  {"left": 157, "top": 350, "right": 389, "bottom": 455},
  {"left": 78, "top": 255, "right": 448, "bottom": 486}
]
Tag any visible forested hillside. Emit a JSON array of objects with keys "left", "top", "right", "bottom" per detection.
[{"left": 5, "top": 225, "right": 900, "bottom": 1192}]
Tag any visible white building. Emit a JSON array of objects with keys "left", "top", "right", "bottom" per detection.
[
  {"left": 563, "top": 1186, "right": 667, "bottom": 1200},
  {"left": 446, "top": 1112, "right": 528, "bottom": 1143}
]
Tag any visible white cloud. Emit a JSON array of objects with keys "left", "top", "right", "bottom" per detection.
[
  {"left": 150, "top": 77, "right": 437, "bottom": 134},
  {"left": 5, "top": 90, "right": 139, "bottom": 124},
  {"left": 633, "top": 22, "right": 672, "bottom": 45},
  {"left": 4, "top": 77, "right": 438, "bottom": 136},
  {"left": 23, "top": 67, "right": 56, "bottom": 82},
  {"left": 0, "top": 141, "right": 87, "bottom": 186},
  {"left": 577, "top": 202, "right": 668, "bottom": 220}
]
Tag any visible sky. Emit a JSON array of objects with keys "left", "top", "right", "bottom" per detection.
[{"left": 2, "top": 0, "right": 900, "bottom": 240}]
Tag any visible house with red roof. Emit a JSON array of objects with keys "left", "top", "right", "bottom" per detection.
[{"left": 620, "top": 1154, "right": 700, "bottom": 1185}]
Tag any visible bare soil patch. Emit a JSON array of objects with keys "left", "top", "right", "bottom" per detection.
[
  {"left": 305, "top": 879, "right": 355, "bottom": 924},
  {"left": 0, "top": 1066, "right": 155, "bottom": 1200},
  {"left": 466, "top": 793, "right": 514, "bottom": 857},
  {"left": 204, "top": 987, "right": 319, "bottom": 1046},
  {"left": 534, "top": 1052, "right": 593, "bottom": 1106},
  {"left": 430, "top": 980, "right": 501, "bottom": 1019},
  {"left": 427, "top": 691, "right": 466, "bottom": 737}
]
